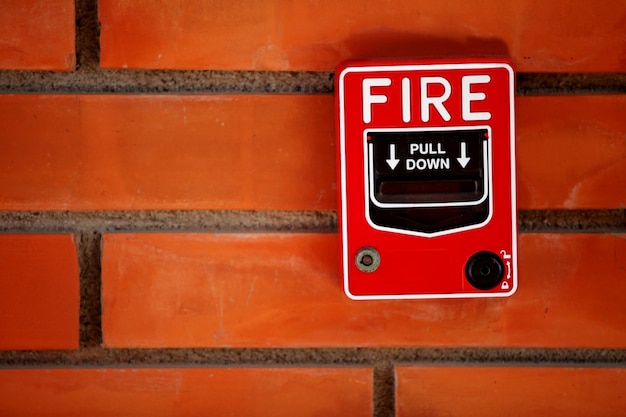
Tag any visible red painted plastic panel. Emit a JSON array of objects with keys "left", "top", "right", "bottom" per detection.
[{"left": 102, "top": 233, "right": 626, "bottom": 348}]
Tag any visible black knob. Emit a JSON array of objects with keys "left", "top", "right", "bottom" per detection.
[{"left": 465, "top": 251, "right": 504, "bottom": 290}]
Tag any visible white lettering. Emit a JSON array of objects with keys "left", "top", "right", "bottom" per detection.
[
  {"left": 362, "top": 78, "right": 391, "bottom": 123},
  {"left": 430, "top": 158, "right": 450, "bottom": 169},
  {"left": 360, "top": 74, "right": 494, "bottom": 123},
  {"left": 420, "top": 77, "right": 452, "bottom": 122},
  {"left": 402, "top": 77, "right": 411, "bottom": 123},
  {"left": 462, "top": 75, "right": 491, "bottom": 121},
  {"left": 409, "top": 143, "right": 447, "bottom": 155},
  {"left": 405, "top": 158, "right": 450, "bottom": 170}
]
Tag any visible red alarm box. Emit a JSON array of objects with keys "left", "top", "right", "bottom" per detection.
[{"left": 335, "top": 58, "right": 517, "bottom": 299}]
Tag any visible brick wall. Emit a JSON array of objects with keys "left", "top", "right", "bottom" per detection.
[{"left": 0, "top": 0, "right": 625, "bottom": 415}]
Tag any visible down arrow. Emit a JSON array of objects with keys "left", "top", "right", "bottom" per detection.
[
  {"left": 386, "top": 144, "right": 400, "bottom": 170},
  {"left": 457, "top": 142, "right": 470, "bottom": 168}
]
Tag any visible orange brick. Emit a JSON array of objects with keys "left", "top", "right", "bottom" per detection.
[
  {"left": 0, "top": 0, "right": 75, "bottom": 70},
  {"left": 396, "top": 367, "right": 626, "bottom": 416},
  {"left": 0, "top": 94, "right": 335, "bottom": 211},
  {"left": 0, "top": 235, "right": 79, "bottom": 350},
  {"left": 102, "top": 233, "right": 626, "bottom": 348},
  {"left": 0, "top": 368, "right": 372, "bottom": 416},
  {"left": 517, "top": 95, "right": 626, "bottom": 209},
  {"left": 99, "top": 0, "right": 624, "bottom": 72},
  {"left": 0, "top": 94, "right": 623, "bottom": 210}
]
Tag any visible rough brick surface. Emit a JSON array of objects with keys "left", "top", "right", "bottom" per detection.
[
  {"left": 0, "top": 94, "right": 334, "bottom": 210},
  {"left": 396, "top": 366, "right": 626, "bottom": 416},
  {"left": 0, "top": 235, "right": 79, "bottom": 350},
  {"left": 517, "top": 95, "right": 626, "bottom": 209},
  {"left": 0, "top": 94, "right": 623, "bottom": 210},
  {"left": 102, "top": 233, "right": 626, "bottom": 348},
  {"left": 0, "top": 368, "right": 372, "bottom": 416},
  {"left": 0, "top": 0, "right": 75, "bottom": 70},
  {"left": 99, "top": 0, "right": 625, "bottom": 72}
]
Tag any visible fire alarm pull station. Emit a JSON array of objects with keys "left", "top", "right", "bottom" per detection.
[{"left": 336, "top": 59, "right": 517, "bottom": 299}]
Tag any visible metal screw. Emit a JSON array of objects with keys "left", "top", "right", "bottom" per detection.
[{"left": 355, "top": 247, "right": 380, "bottom": 273}]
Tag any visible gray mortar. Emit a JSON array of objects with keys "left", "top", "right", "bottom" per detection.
[
  {"left": 1, "top": 347, "right": 625, "bottom": 368},
  {"left": 0, "top": 211, "right": 339, "bottom": 233},
  {"left": 0, "top": 210, "right": 623, "bottom": 234},
  {"left": 77, "top": 231, "right": 102, "bottom": 348},
  {"left": 0, "top": 1, "right": 625, "bottom": 415},
  {"left": 2, "top": 69, "right": 625, "bottom": 95}
]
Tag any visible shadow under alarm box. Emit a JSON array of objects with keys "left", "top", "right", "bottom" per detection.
[{"left": 335, "top": 58, "right": 517, "bottom": 300}]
